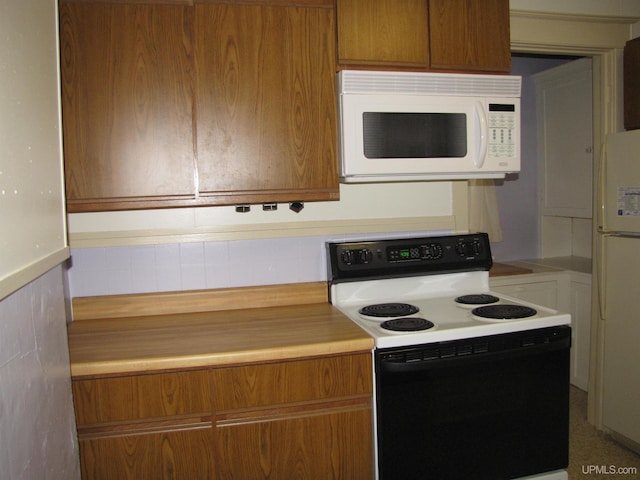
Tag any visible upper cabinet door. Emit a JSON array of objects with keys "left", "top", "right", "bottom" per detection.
[
  {"left": 59, "top": 2, "right": 196, "bottom": 212},
  {"left": 337, "top": 0, "right": 429, "bottom": 68},
  {"left": 336, "top": 0, "right": 511, "bottom": 73},
  {"left": 194, "top": 2, "right": 339, "bottom": 205},
  {"left": 428, "top": 0, "right": 511, "bottom": 73}
]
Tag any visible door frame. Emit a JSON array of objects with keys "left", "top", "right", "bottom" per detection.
[{"left": 510, "top": 8, "right": 636, "bottom": 429}]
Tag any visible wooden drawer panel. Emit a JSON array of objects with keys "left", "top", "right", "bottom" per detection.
[
  {"left": 73, "top": 370, "right": 211, "bottom": 425},
  {"left": 212, "top": 353, "right": 372, "bottom": 411}
]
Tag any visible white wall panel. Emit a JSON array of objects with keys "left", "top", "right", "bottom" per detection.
[{"left": 0, "top": 0, "right": 68, "bottom": 300}]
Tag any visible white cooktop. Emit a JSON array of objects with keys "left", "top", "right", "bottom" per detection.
[{"left": 330, "top": 272, "right": 571, "bottom": 349}]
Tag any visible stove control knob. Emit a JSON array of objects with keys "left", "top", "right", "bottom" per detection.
[
  {"left": 340, "top": 249, "right": 355, "bottom": 265},
  {"left": 456, "top": 240, "right": 481, "bottom": 257},
  {"left": 422, "top": 243, "right": 443, "bottom": 259},
  {"left": 340, "top": 248, "right": 372, "bottom": 265},
  {"left": 358, "top": 248, "right": 373, "bottom": 264}
]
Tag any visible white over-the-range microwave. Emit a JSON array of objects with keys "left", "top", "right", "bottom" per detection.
[{"left": 337, "top": 70, "right": 522, "bottom": 183}]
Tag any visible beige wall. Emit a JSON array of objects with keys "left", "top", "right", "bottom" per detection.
[{"left": 0, "top": 0, "right": 68, "bottom": 300}]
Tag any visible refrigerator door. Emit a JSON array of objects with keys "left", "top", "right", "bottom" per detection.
[
  {"left": 603, "top": 130, "right": 640, "bottom": 234},
  {"left": 601, "top": 234, "right": 640, "bottom": 447}
]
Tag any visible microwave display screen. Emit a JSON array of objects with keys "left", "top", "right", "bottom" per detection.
[{"left": 362, "top": 112, "right": 467, "bottom": 159}]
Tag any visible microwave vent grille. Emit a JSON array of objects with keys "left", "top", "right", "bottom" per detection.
[{"left": 339, "top": 70, "right": 521, "bottom": 98}]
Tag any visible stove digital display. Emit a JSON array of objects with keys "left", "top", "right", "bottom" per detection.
[
  {"left": 389, "top": 246, "right": 420, "bottom": 261},
  {"left": 388, "top": 244, "right": 442, "bottom": 261}
]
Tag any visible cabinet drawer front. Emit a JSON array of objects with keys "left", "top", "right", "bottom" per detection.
[
  {"left": 213, "top": 353, "right": 372, "bottom": 411},
  {"left": 73, "top": 370, "right": 211, "bottom": 425}
]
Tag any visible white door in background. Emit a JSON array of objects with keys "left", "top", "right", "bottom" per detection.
[{"left": 533, "top": 57, "right": 593, "bottom": 258}]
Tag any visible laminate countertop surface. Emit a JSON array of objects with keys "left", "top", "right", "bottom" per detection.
[{"left": 67, "top": 283, "right": 374, "bottom": 378}]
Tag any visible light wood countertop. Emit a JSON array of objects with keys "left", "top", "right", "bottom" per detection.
[
  {"left": 67, "top": 283, "right": 373, "bottom": 378},
  {"left": 491, "top": 256, "right": 592, "bottom": 277}
]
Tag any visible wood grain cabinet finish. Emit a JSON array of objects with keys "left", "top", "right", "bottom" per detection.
[
  {"left": 194, "top": 1, "right": 339, "bottom": 205},
  {"left": 337, "top": 0, "right": 430, "bottom": 68},
  {"left": 59, "top": 1, "right": 196, "bottom": 212},
  {"left": 59, "top": 0, "right": 339, "bottom": 212},
  {"left": 337, "top": 0, "right": 511, "bottom": 74},
  {"left": 428, "top": 0, "right": 511, "bottom": 73},
  {"left": 213, "top": 353, "right": 374, "bottom": 480},
  {"left": 71, "top": 353, "right": 373, "bottom": 479},
  {"left": 72, "top": 370, "right": 214, "bottom": 480}
]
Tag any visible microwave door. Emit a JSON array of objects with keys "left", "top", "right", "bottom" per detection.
[
  {"left": 340, "top": 94, "right": 482, "bottom": 179},
  {"left": 362, "top": 111, "right": 468, "bottom": 160}
]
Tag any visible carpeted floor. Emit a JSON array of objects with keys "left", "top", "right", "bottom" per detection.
[{"left": 568, "top": 386, "right": 640, "bottom": 479}]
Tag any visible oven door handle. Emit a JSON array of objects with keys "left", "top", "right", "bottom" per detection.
[{"left": 377, "top": 332, "right": 571, "bottom": 374}]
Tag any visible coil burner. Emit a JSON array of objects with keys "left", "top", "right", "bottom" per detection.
[
  {"left": 455, "top": 294, "right": 500, "bottom": 305},
  {"left": 380, "top": 318, "right": 435, "bottom": 332},
  {"left": 472, "top": 304, "right": 537, "bottom": 320},
  {"left": 359, "top": 303, "right": 419, "bottom": 318}
]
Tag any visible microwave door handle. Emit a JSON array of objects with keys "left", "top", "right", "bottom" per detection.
[{"left": 474, "top": 102, "right": 488, "bottom": 168}]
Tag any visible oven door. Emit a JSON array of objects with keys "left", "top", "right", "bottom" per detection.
[{"left": 375, "top": 326, "right": 570, "bottom": 480}]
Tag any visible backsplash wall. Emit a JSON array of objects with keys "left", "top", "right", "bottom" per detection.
[{"left": 67, "top": 230, "right": 449, "bottom": 298}]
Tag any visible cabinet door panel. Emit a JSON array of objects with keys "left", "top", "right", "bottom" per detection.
[
  {"left": 428, "top": 0, "right": 511, "bottom": 73},
  {"left": 59, "top": 2, "right": 195, "bottom": 211},
  {"left": 216, "top": 408, "right": 373, "bottom": 479},
  {"left": 195, "top": 3, "right": 338, "bottom": 204},
  {"left": 80, "top": 428, "right": 214, "bottom": 480},
  {"left": 337, "top": 0, "right": 429, "bottom": 68}
]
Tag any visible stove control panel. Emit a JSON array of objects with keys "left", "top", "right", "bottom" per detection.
[{"left": 327, "top": 233, "right": 493, "bottom": 282}]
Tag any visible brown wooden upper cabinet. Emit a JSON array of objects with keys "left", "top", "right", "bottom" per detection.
[
  {"left": 337, "top": 0, "right": 430, "bottom": 69},
  {"left": 59, "top": 1, "right": 196, "bottom": 212},
  {"left": 59, "top": 0, "right": 339, "bottom": 213},
  {"left": 194, "top": 1, "right": 339, "bottom": 206},
  {"left": 337, "top": 0, "right": 511, "bottom": 74}
]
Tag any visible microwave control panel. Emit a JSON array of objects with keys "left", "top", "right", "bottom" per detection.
[{"left": 488, "top": 103, "right": 517, "bottom": 158}]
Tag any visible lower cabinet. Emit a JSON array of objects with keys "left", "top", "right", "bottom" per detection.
[
  {"left": 212, "top": 354, "right": 373, "bottom": 479},
  {"left": 490, "top": 273, "right": 564, "bottom": 310},
  {"left": 72, "top": 353, "right": 373, "bottom": 480},
  {"left": 569, "top": 273, "right": 592, "bottom": 391},
  {"left": 216, "top": 409, "right": 372, "bottom": 478},
  {"left": 490, "top": 271, "right": 592, "bottom": 390},
  {"left": 72, "top": 369, "right": 214, "bottom": 480},
  {"left": 79, "top": 429, "right": 215, "bottom": 480}
]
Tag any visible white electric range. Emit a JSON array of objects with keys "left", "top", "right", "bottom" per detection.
[{"left": 327, "top": 233, "right": 570, "bottom": 480}]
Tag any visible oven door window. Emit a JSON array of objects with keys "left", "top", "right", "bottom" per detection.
[
  {"left": 362, "top": 112, "right": 467, "bottom": 159},
  {"left": 375, "top": 344, "right": 569, "bottom": 480}
]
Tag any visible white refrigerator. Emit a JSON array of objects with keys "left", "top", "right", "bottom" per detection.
[{"left": 599, "top": 129, "right": 640, "bottom": 450}]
